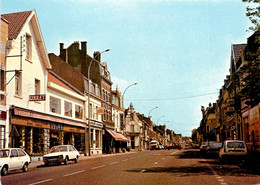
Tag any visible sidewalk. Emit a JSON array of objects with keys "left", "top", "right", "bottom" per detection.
[{"left": 29, "top": 151, "right": 137, "bottom": 168}]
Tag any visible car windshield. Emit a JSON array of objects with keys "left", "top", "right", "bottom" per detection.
[
  {"left": 227, "top": 142, "right": 245, "bottom": 148},
  {"left": 50, "top": 146, "right": 68, "bottom": 153},
  {"left": 0, "top": 149, "right": 10, "bottom": 158},
  {"left": 209, "top": 142, "right": 222, "bottom": 147}
]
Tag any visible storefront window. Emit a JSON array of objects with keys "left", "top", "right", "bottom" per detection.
[
  {"left": 50, "top": 96, "right": 61, "bottom": 114},
  {"left": 96, "top": 130, "right": 100, "bottom": 148},
  {"left": 64, "top": 101, "right": 72, "bottom": 117},
  {"left": 75, "top": 105, "right": 83, "bottom": 119},
  {"left": 91, "top": 129, "right": 93, "bottom": 148}
]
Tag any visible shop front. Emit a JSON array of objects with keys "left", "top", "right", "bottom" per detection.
[{"left": 9, "top": 106, "right": 86, "bottom": 156}]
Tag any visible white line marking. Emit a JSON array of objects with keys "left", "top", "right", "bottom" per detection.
[
  {"left": 162, "top": 158, "right": 165, "bottom": 160},
  {"left": 218, "top": 179, "right": 224, "bottom": 182},
  {"left": 91, "top": 165, "right": 106, "bottom": 170},
  {"left": 64, "top": 170, "right": 85, "bottom": 177},
  {"left": 216, "top": 176, "right": 222, "bottom": 179},
  {"left": 140, "top": 170, "right": 146, "bottom": 173},
  {"left": 110, "top": 162, "right": 119, "bottom": 165},
  {"left": 28, "top": 179, "right": 53, "bottom": 185},
  {"left": 154, "top": 162, "right": 158, "bottom": 164},
  {"left": 122, "top": 159, "right": 129, "bottom": 162}
]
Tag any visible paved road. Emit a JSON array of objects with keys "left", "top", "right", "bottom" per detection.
[{"left": 1, "top": 149, "right": 259, "bottom": 185}]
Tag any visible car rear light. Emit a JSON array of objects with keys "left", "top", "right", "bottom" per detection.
[{"left": 59, "top": 155, "right": 63, "bottom": 159}]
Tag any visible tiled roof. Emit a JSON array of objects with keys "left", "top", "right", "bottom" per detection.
[
  {"left": 1, "top": 10, "right": 32, "bottom": 39},
  {"left": 232, "top": 44, "right": 246, "bottom": 61}
]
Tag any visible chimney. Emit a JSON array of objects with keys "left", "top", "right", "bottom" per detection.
[
  {"left": 81, "top": 41, "right": 87, "bottom": 55},
  {"left": 60, "top": 43, "right": 64, "bottom": 55},
  {"left": 93, "top": 51, "right": 101, "bottom": 62}
]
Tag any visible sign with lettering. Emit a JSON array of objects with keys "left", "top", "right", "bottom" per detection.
[
  {"left": 29, "top": 94, "right": 46, "bottom": 101},
  {"left": 50, "top": 123, "right": 64, "bottom": 130}
]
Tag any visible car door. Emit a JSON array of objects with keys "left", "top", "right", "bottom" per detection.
[
  {"left": 68, "top": 146, "right": 76, "bottom": 159},
  {"left": 17, "top": 149, "right": 28, "bottom": 167},
  {"left": 9, "top": 149, "right": 20, "bottom": 170}
]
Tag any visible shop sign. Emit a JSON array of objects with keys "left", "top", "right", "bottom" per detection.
[
  {"left": 29, "top": 94, "right": 46, "bottom": 101},
  {"left": 50, "top": 123, "right": 64, "bottom": 130}
]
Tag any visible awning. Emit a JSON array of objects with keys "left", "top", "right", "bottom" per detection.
[{"left": 106, "top": 129, "right": 128, "bottom": 142}]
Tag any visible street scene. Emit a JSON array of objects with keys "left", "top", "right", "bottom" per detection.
[{"left": 0, "top": 0, "right": 260, "bottom": 184}]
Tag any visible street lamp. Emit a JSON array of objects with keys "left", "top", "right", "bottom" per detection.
[
  {"left": 122, "top": 83, "right": 137, "bottom": 134},
  {"left": 156, "top": 115, "right": 164, "bottom": 126},
  {"left": 148, "top": 107, "right": 158, "bottom": 118},
  {"left": 86, "top": 49, "right": 110, "bottom": 156}
]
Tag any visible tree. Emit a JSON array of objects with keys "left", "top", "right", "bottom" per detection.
[
  {"left": 236, "top": 32, "right": 260, "bottom": 107},
  {"left": 242, "top": 0, "right": 260, "bottom": 31}
]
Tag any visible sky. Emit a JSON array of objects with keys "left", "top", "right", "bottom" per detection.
[{"left": 1, "top": 0, "right": 253, "bottom": 136}]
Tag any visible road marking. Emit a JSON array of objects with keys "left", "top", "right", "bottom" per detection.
[
  {"left": 110, "top": 162, "right": 119, "bottom": 165},
  {"left": 91, "top": 165, "right": 106, "bottom": 170},
  {"left": 28, "top": 179, "right": 53, "bottom": 185},
  {"left": 162, "top": 158, "right": 165, "bottom": 160},
  {"left": 140, "top": 170, "right": 146, "bottom": 173},
  {"left": 64, "top": 170, "right": 85, "bottom": 177},
  {"left": 154, "top": 162, "right": 158, "bottom": 165},
  {"left": 122, "top": 159, "right": 129, "bottom": 162}
]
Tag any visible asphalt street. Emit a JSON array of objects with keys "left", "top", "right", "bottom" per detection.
[{"left": 1, "top": 149, "right": 259, "bottom": 185}]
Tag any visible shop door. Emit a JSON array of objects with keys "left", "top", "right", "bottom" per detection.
[{"left": 131, "top": 136, "right": 135, "bottom": 149}]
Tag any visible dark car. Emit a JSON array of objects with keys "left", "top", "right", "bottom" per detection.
[
  {"left": 167, "top": 144, "right": 182, "bottom": 150},
  {"left": 206, "top": 141, "right": 222, "bottom": 154}
]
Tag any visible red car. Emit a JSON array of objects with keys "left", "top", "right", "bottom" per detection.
[{"left": 167, "top": 144, "right": 182, "bottom": 150}]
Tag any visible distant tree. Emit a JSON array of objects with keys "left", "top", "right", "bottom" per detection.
[{"left": 242, "top": 0, "right": 260, "bottom": 31}]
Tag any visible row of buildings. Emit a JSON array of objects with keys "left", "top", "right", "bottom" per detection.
[
  {"left": 0, "top": 10, "right": 182, "bottom": 156},
  {"left": 193, "top": 31, "right": 260, "bottom": 153}
]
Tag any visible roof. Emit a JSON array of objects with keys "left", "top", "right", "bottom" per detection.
[
  {"left": 232, "top": 44, "right": 246, "bottom": 62},
  {"left": 1, "top": 10, "right": 32, "bottom": 40}
]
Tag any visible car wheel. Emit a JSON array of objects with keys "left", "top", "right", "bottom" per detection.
[
  {"left": 75, "top": 156, "right": 79, "bottom": 163},
  {"left": 22, "top": 163, "right": 28, "bottom": 172},
  {"left": 1, "top": 165, "right": 8, "bottom": 176},
  {"left": 64, "top": 156, "right": 68, "bottom": 165}
]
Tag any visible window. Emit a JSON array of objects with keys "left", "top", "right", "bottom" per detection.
[
  {"left": 96, "top": 106, "right": 98, "bottom": 120},
  {"left": 50, "top": 96, "right": 61, "bottom": 114},
  {"left": 10, "top": 149, "right": 18, "bottom": 157},
  {"left": 15, "top": 71, "right": 22, "bottom": 96},
  {"left": 35, "top": 79, "right": 40, "bottom": 95},
  {"left": 90, "top": 104, "right": 93, "bottom": 119},
  {"left": 1, "top": 70, "right": 4, "bottom": 92},
  {"left": 0, "top": 126, "right": 4, "bottom": 148},
  {"left": 17, "top": 149, "right": 26, "bottom": 157},
  {"left": 131, "top": 125, "right": 134, "bottom": 132},
  {"left": 26, "top": 34, "right": 32, "bottom": 60},
  {"left": 64, "top": 101, "right": 72, "bottom": 117},
  {"left": 75, "top": 105, "right": 83, "bottom": 119}
]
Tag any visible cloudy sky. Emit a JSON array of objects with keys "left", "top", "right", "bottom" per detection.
[{"left": 1, "top": 0, "right": 253, "bottom": 136}]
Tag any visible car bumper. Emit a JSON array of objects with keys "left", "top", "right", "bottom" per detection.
[{"left": 43, "top": 158, "right": 64, "bottom": 164}]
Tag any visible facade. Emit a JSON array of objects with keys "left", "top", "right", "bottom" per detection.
[
  {"left": 2, "top": 10, "right": 52, "bottom": 154},
  {"left": 0, "top": 17, "right": 8, "bottom": 148},
  {"left": 48, "top": 52, "right": 103, "bottom": 155},
  {"left": 125, "top": 103, "right": 142, "bottom": 150}
]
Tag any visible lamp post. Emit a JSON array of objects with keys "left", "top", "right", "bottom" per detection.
[
  {"left": 86, "top": 49, "right": 110, "bottom": 156},
  {"left": 148, "top": 107, "right": 158, "bottom": 119},
  {"left": 121, "top": 83, "right": 137, "bottom": 150},
  {"left": 156, "top": 115, "right": 164, "bottom": 126}
]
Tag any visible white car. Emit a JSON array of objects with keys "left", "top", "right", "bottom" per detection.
[
  {"left": 0, "top": 148, "right": 31, "bottom": 176},
  {"left": 43, "top": 145, "right": 80, "bottom": 166},
  {"left": 219, "top": 140, "right": 248, "bottom": 162}
]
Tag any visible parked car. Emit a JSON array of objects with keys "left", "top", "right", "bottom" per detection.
[
  {"left": 43, "top": 145, "right": 80, "bottom": 166},
  {"left": 0, "top": 148, "right": 31, "bottom": 176},
  {"left": 219, "top": 140, "right": 248, "bottom": 163},
  {"left": 150, "top": 140, "right": 159, "bottom": 150},
  {"left": 200, "top": 141, "right": 208, "bottom": 154},
  {"left": 206, "top": 141, "right": 222, "bottom": 154},
  {"left": 166, "top": 144, "right": 182, "bottom": 150}
]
